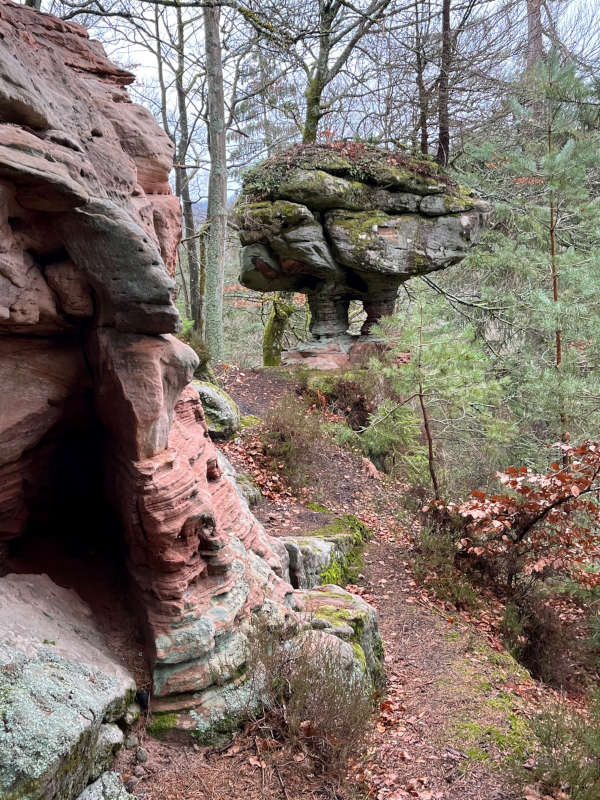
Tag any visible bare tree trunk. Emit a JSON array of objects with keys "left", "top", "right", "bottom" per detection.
[
  {"left": 414, "top": 0, "right": 429, "bottom": 155},
  {"left": 416, "top": 306, "right": 440, "bottom": 499},
  {"left": 262, "top": 292, "right": 294, "bottom": 366},
  {"left": 172, "top": 7, "right": 203, "bottom": 328},
  {"left": 203, "top": 1, "right": 228, "bottom": 360},
  {"left": 258, "top": 50, "right": 275, "bottom": 156},
  {"left": 526, "top": 0, "right": 544, "bottom": 72},
  {"left": 25, "top": 0, "right": 42, "bottom": 8},
  {"left": 302, "top": 4, "right": 334, "bottom": 143},
  {"left": 303, "top": 73, "right": 326, "bottom": 143},
  {"left": 419, "top": 380, "right": 440, "bottom": 500},
  {"left": 416, "top": 51, "right": 429, "bottom": 155},
  {"left": 436, "top": 0, "right": 451, "bottom": 166}
]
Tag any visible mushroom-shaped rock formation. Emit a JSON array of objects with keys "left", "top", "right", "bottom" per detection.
[{"left": 236, "top": 143, "right": 490, "bottom": 367}]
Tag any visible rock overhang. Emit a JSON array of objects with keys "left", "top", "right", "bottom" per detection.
[{"left": 235, "top": 142, "right": 490, "bottom": 344}]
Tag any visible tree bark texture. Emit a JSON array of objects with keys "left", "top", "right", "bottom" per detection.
[
  {"left": 526, "top": 0, "right": 544, "bottom": 72},
  {"left": 173, "top": 7, "right": 203, "bottom": 328},
  {"left": 436, "top": 0, "right": 451, "bottom": 165},
  {"left": 203, "top": 2, "right": 228, "bottom": 360}
]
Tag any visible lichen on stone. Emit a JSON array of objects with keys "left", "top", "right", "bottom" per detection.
[{"left": 236, "top": 142, "right": 490, "bottom": 354}]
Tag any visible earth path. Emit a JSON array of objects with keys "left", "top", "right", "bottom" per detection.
[{"left": 120, "top": 366, "right": 544, "bottom": 800}]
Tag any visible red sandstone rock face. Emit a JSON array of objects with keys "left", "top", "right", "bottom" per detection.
[
  {"left": 0, "top": 0, "right": 293, "bottom": 719},
  {"left": 0, "top": 0, "right": 181, "bottom": 336}
]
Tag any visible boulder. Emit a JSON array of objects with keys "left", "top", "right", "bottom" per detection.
[
  {"left": 76, "top": 773, "right": 134, "bottom": 800},
  {"left": 281, "top": 513, "right": 371, "bottom": 589},
  {"left": 192, "top": 380, "right": 241, "bottom": 441},
  {"left": 235, "top": 143, "right": 490, "bottom": 364},
  {"left": 0, "top": 574, "right": 135, "bottom": 800},
  {"left": 300, "top": 584, "right": 385, "bottom": 689}
]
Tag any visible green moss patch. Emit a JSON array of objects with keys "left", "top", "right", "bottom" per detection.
[
  {"left": 310, "top": 513, "right": 372, "bottom": 546},
  {"left": 308, "top": 514, "right": 372, "bottom": 586},
  {"left": 306, "top": 501, "right": 330, "bottom": 513},
  {"left": 437, "top": 633, "right": 535, "bottom": 774},
  {"left": 147, "top": 711, "right": 178, "bottom": 741},
  {"left": 325, "top": 209, "right": 391, "bottom": 253},
  {"left": 240, "top": 414, "right": 262, "bottom": 428},
  {"left": 240, "top": 142, "right": 452, "bottom": 202}
]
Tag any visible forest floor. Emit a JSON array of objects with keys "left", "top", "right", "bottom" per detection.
[{"left": 115, "top": 366, "right": 564, "bottom": 800}]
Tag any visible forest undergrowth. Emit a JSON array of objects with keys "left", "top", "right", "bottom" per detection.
[
  {"left": 217, "top": 366, "right": 599, "bottom": 800},
  {"left": 111, "top": 361, "right": 600, "bottom": 800}
]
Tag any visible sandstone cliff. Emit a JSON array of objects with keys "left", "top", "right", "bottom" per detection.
[
  {"left": 0, "top": 0, "right": 293, "bottom": 748},
  {"left": 0, "top": 7, "right": 382, "bottom": 787}
]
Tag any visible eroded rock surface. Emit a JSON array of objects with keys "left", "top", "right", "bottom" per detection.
[
  {"left": 192, "top": 379, "right": 241, "bottom": 441},
  {"left": 236, "top": 143, "right": 490, "bottom": 366},
  {"left": 0, "top": 0, "right": 383, "bottom": 763},
  {"left": 0, "top": 575, "right": 135, "bottom": 800},
  {"left": 0, "top": 0, "right": 293, "bottom": 717}
]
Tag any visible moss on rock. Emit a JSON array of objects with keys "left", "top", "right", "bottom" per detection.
[
  {"left": 306, "top": 586, "right": 385, "bottom": 690},
  {"left": 192, "top": 381, "right": 240, "bottom": 440},
  {"left": 147, "top": 711, "right": 178, "bottom": 741}
]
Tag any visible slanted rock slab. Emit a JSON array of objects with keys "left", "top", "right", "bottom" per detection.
[{"left": 0, "top": 574, "right": 135, "bottom": 800}]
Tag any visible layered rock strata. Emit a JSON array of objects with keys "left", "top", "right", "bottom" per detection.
[
  {"left": 0, "top": 0, "right": 291, "bottom": 719},
  {"left": 0, "top": 0, "right": 382, "bottom": 764},
  {"left": 236, "top": 144, "right": 490, "bottom": 366}
]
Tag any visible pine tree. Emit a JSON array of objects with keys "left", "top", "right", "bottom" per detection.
[
  {"left": 367, "top": 287, "right": 509, "bottom": 498},
  {"left": 448, "top": 50, "right": 600, "bottom": 471}
]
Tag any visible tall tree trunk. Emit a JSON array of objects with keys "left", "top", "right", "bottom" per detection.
[
  {"left": 203, "top": 2, "right": 228, "bottom": 361},
  {"left": 414, "top": 0, "right": 429, "bottom": 155},
  {"left": 303, "top": 75, "right": 325, "bottom": 143},
  {"left": 174, "top": 8, "right": 203, "bottom": 329},
  {"left": 416, "top": 51, "right": 429, "bottom": 155},
  {"left": 257, "top": 50, "right": 275, "bottom": 156},
  {"left": 547, "top": 112, "right": 568, "bottom": 461},
  {"left": 526, "top": 0, "right": 544, "bottom": 72},
  {"left": 25, "top": 0, "right": 42, "bottom": 8},
  {"left": 436, "top": 0, "right": 451, "bottom": 166},
  {"left": 302, "top": 4, "right": 333, "bottom": 144}
]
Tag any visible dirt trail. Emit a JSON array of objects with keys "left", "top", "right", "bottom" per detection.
[
  {"left": 119, "top": 366, "right": 540, "bottom": 800},
  {"left": 358, "top": 538, "right": 525, "bottom": 800}
]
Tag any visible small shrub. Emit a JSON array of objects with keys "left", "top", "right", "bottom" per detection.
[
  {"left": 263, "top": 394, "right": 326, "bottom": 489},
  {"left": 179, "top": 327, "right": 214, "bottom": 379},
  {"left": 328, "top": 377, "right": 376, "bottom": 430},
  {"left": 295, "top": 370, "right": 381, "bottom": 430},
  {"left": 525, "top": 694, "right": 600, "bottom": 800},
  {"left": 432, "top": 441, "right": 600, "bottom": 595},
  {"left": 248, "top": 615, "right": 374, "bottom": 776},
  {"left": 412, "top": 526, "right": 479, "bottom": 610}
]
